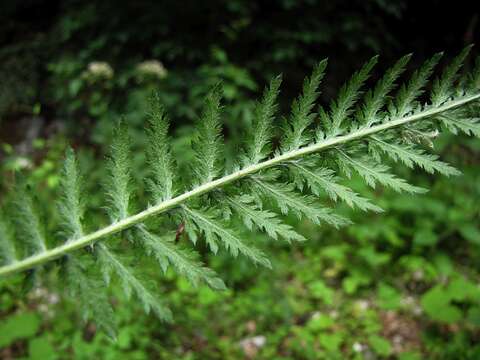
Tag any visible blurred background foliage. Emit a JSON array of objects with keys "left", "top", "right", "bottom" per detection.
[{"left": 1, "top": 0, "right": 480, "bottom": 359}]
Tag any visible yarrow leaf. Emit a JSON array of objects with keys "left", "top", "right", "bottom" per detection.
[
  {"left": 58, "top": 148, "right": 84, "bottom": 241},
  {"left": 227, "top": 194, "right": 306, "bottom": 243},
  {"left": 14, "top": 178, "right": 47, "bottom": 255},
  {"left": 281, "top": 59, "right": 328, "bottom": 152},
  {"left": 63, "top": 255, "right": 117, "bottom": 339},
  {"left": 289, "top": 161, "right": 383, "bottom": 212},
  {"left": 0, "top": 214, "right": 16, "bottom": 265},
  {"left": 1, "top": 48, "right": 480, "bottom": 333},
  {"left": 192, "top": 84, "right": 224, "bottom": 184},
  {"left": 138, "top": 227, "right": 226, "bottom": 290},
  {"left": 105, "top": 124, "right": 132, "bottom": 221},
  {"left": 96, "top": 243, "right": 173, "bottom": 322},
  {"left": 183, "top": 206, "right": 271, "bottom": 268},
  {"left": 336, "top": 150, "right": 427, "bottom": 194},
  {"left": 370, "top": 136, "right": 460, "bottom": 176},
  {"left": 147, "top": 94, "right": 176, "bottom": 202},
  {"left": 244, "top": 75, "right": 282, "bottom": 165}
]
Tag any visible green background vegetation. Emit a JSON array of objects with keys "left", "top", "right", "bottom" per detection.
[{"left": 1, "top": 0, "right": 480, "bottom": 358}]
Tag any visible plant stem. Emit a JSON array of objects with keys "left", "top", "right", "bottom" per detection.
[{"left": 1, "top": 93, "right": 478, "bottom": 277}]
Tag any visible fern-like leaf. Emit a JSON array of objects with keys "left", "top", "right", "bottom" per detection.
[
  {"left": 105, "top": 124, "right": 132, "bottom": 221},
  {"left": 439, "top": 113, "right": 480, "bottom": 137},
  {"left": 244, "top": 75, "right": 282, "bottom": 165},
  {"left": 337, "top": 150, "right": 427, "bottom": 194},
  {"left": 0, "top": 214, "right": 16, "bottom": 265},
  {"left": 96, "top": 243, "right": 172, "bottom": 321},
  {"left": 281, "top": 59, "right": 327, "bottom": 152},
  {"left": 431, "top": 46, "right": 472, "bottom": 106},
  {"left": 328, "top": 56, "right": 378, "bottom": 133},
  {"left": 63, "top": 256, "right": 117, "bottom": 338},
  {"left": 14, "top": 178, "right": 46, "bottom": 255},
  {"left": 192, "top": 85, "right": 224, "bottom": 184},
  {"left": 147, "top": 94, "right": 176, "bottom": 202},
  {"left": 227, "top": 194, "right": 306, "bottom": 243},
  {"left": 393, "top": 52, "right": 443, "bottom": 117},
  {"left": 471, "top": 56, "right": 480, "bottom": 91},
  {"left": 183, "top": 206, "right": 271, "bottom": 268},
  {"left": 358, "top": 54, "right": 411, "bottom": 125},
  {"left": 252, "top": 176, "right": 351, "bottom": 228},
  {"left": 370, "top": 136, "right": 460, "bottom": 176},
  {"left": 58, "top": 148, "right": 84, "bottom": 240},
  {"left": 138, "top": 227, "right": 226, "bottom": 289},
  {"left": 1, "top": 49, "right": 480, "bottom": 333},
  {"left": 289, "top": 161, "right": 383, "bottom": 212}
]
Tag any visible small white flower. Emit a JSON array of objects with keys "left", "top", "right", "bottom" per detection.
[
  {"left": 413, "top": 305, "right": 423, "bottom": 316},
  {"left": 329, "top": 310, "right": 339, "bottom": 319},
  {"left": 239, "top": 335, "right": 267, "bottom": 357},
  {"left": 352, "top": 342, "right": 364, "bottom": 352},
  {"left": 400, "top": 295, "right": 415, "bottom": 307},
  {"left": 16, "top": 157, "right": 32, "bottom": 170},
  {"left": 356, "top": 299, "right": 370, "bottom": 311},
  {"left": 413, "top": 269, "right": 424, "bottom": 280},
  {"left": 48, "top": 293, "right": 60, "bottom": 305}
]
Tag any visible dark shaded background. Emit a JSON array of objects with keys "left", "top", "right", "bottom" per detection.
[{"left": 1, "top": 0, "right": 479, "bottom": 140}]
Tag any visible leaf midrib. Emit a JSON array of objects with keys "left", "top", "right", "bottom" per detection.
[{"left": 1, "top": 93, "right": 478, "bottom": 277}]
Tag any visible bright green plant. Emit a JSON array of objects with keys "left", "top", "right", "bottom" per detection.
[{"left": 1, "top": 48, "right": 479, "bottom": 336}]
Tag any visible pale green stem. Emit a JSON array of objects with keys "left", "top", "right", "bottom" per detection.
[{"left": 1, "top": 93, "right": 479, "bottom": 277}]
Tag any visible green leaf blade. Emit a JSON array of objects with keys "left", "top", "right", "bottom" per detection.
[
  {"left": 105, "top": 124, "right": 132, "bottom": 221},
  {"left": 281, "top": 59, "right": 328, "bottom": 152},
  {"left": 0, "top": 214, "right": 16, "bottom": 265},
  {"left": 228, "top": 195, "right": 306, "bottom": 243},
  {"left": 183, "top": 206, "right": 271, "bottom": 268},
  {"left": 97, "top": 244, "right": 173, "bottom": 322},
  {"left": 139, "top": 228, "right": 226, "bottom": 290},
  {"left": 329, "top": 56, "right": 378, "bottom": 133},
  {"left": 147, "top": 93, "right": 176, "bottom": 202},
  {"left": 431, "top": 46, "right": 472, "bottom": 106},
  {"left": 245, "top": 75, "right": 282, "bottom": 165},
  {"left": 58, "top": 148, "right": 84, "bottom": 241},
  {"left": 192, "top": 84, "right": 224, "bottom": 184}
]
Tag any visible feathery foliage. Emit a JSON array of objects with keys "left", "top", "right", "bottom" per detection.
[
  {"left": 472, "top": 56, "right": 480, "bottom": 90},
  {"left": 244, "top": 75, "right": 282, "bottom": 165},
  {"left": 192, "top": 84, "right": 224, "bottom": 184},
  {"left": 106, "top": 124, "right": 132, "bottom": 221},
  {"left": 252, "top": 174, "right": 351, "bottom": 227},
  {"left": 96, "top": 243, "right": 172, "bottom": 322},
  {"left": 431, "top": 46, "right": 472, "bottom": 106},
  {"left": 147, "top": 94, "right": 176, "bottom": 202},
  {"left": 227, "top": 195, "right": 306, "bottom": 243},
  {"left": 327, "top": 56, "right": 378, "bottom": 133},
  {"left": 370, "top": 136, "right": 461, "bottom": 176},
  {"left": 58, "top": 148, "right": 84, "bottom": 240},
  {"left": 357, "top": 54, "right": 411, "bottom": 125},
  {"left": 13, "top": 178, "right": 47, "bottom": 255},
  {"left": 289, "top": 160, "right": 383, "bottom": 212},
  {"left": 336, "top": 150, "right": 427, "bottom": 194},
  {"left": 0, "top": 214, "right": 16, "bottom": 265},
  {"left": 1, "top": 47, "right": 480, "bottom": 334},
  {"left": 394, "top": 52, "right": 443, "bottom": 117},
  {"left": 182, "top": 206, "right": 271, "bottom": 268},
  {"left": 63, "top": 256, "right": 117, "bottom": 338},
  {"left": 138, "top": 227, "right": 226, "bottom": 289},
  {"left": 281, "top": 59, "right": 327, "bottom": 152}
]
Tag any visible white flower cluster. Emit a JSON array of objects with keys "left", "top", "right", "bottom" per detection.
[
  {"left": 83, "top": 61, "right": 114, "bottom": 80},
  {"left": 136, "top": 60, "right": 167, "bottom": 79}
]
